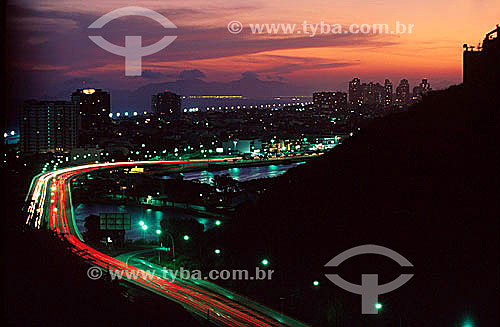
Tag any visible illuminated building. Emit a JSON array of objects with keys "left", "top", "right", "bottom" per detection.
[
  {"left": 384, "top": 79, "right": 393, "bottom": 107},
  {"left": 412, "top": 79, "right": 432, "bottom": 102},
  {"left": 221, "top": 139, "right": 262, "bottom": 154},
  {"left": 349, "top": 78, "right": 362, "bottom": 106},
  {"left": 152, "top": 91, "right": 181, "bottom": 117},
  {"left": 349, "top": 78, "right": 385, "bottom": 107},
  {"left": 395, "top": 79, "right": 410, "bottom": 107},
  {"left": 71, "top": 88, "right": 111, "bottom": 130},
  {"left": 360, "top": 82, "right": 385, "bottom": 106},
  {"left": 20, "top": 100, "right": 78, "bottom": 153}
]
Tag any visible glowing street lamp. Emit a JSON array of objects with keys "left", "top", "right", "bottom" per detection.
[
  {"left": 215, "top": 220, "right": 222, "bottom": 226},
  {"left": 375, "top": 302, "right": 382, "bottom": 310},
  {"left": 261, "top": 258, "right": 269, "bottom": 266},
  {"left": 141, "top": 224, "right": 148, "bottom": 241},
  {"left": 214, "top": 249, "right": 221, "bottom": 254},
  {"left": 155, "top": 229, "right": 162, "bottom": 247},
  {"left": 183, "top": 235, "right": 190, "bottom": 241},
  {"left": 313, "top": 280, "right": 319, "bottom": 286},
  {"left": 461, "top": 319, "right": 475, "bottom": 327},
  {"left": 139, "top": 220, "right": 145, "bottom": 226}
]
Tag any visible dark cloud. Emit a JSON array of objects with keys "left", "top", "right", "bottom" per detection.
[
  {"left": 241, "top": 71, "right": 259, "bottom": 80},
  {"left": 178, "top": 69, "right": 206, "bottom": 80},
  {"left": 140, "top": 70, "right": 167, "bottom": 79}
]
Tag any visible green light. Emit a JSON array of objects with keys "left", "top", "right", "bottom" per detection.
[
  {"left": 261, "top": 259, "right": 269, "bottom": 266},
  {"left": 313, "top": 280, "right": 319, "bottom": 286},
  {"left": 183, "top": 235, "right": 190, "bottom": 241},
  {"left": 142, "top": 225, "right": 148, "bottom": 230},
  {"left": 462, "top": 319, "right": 474, "bottom": 327},
  {"left": 214, "top": 249, "right": 221, "bottom": 254},
  {"left": 139, "top": 221, "right": 144, "bottom": 226},
  {"left": 215, "top": 220, "right": 221, "bottom": 226},
  {"left": 156, "top": 229, "right": 161, "bottom": 235},
  {"left": 375, "top": 303, "right": 382, "bottom": 310}
]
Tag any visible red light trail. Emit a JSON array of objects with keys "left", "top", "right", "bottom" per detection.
[{"left": 25, "top": 159, "right": 310, "bottom": 327}]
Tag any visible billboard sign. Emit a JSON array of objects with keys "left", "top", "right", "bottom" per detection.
[{"left": 99, "top": 213, "right": 131, "bottom": 230}]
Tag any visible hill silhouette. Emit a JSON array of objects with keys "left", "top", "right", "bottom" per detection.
[{"left": 217, "top": 83, "right": 499, "bottom": 326}]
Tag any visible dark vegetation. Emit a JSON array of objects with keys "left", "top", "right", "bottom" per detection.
[{"left": 202, "top": 84, "right": 499, "bottom": 326}]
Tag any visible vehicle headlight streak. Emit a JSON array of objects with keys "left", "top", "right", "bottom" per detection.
[{"left": 25, "top": 159, "right": 309, "bottom": 327}]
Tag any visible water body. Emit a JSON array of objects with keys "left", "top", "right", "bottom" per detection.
[
  {"left": 75, "top": 162, "right": 304, "bottom": 241},
  {"left": 168, "top": 161, "right": 305, "bottom": 184}
]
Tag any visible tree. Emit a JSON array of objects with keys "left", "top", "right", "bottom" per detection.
[{"left": 213, "top": 174, "right": 239, "bottom": 202}]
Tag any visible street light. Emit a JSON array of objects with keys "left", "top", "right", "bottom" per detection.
[
  {"left": 375, "top": 303, "right": 382, "bottom": 310},
  {"left": 261, "top": 259, "right": 269, "bottom": 266},
  {"left": 215, "top": 220, "right": 221, "bottom": 226},
  {"left": 139, "top": 220, "right": 145, "bottom": 226},
  {"left": 214, "top": 249, "right": 221, "bottom": 254},
  {"left": 142, "top": 224, "right": 148, "bottom": 241},
  {"left": 163, "top": 231, "right": 176, "bottom": 270},
  {"left": 313, "top": 280, "right": 319, "bottom": 286},
  {"left": 183, "top": 235, "right": 190, "bottom": 241},
  {"left": 156, "top": 229, "right": 162, "bottom": 246}
]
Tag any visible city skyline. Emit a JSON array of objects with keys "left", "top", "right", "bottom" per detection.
[{"left": 7, "top": 0, "right": 500, "bottom": 104}]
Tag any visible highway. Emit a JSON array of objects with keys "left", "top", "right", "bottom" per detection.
[{"left": 25, "top": 159, "right": 310, "bottom": 327}]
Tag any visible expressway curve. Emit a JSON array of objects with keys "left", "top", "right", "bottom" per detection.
[{"left": 24, "top": 159, "right": 310, "bottom": 327}]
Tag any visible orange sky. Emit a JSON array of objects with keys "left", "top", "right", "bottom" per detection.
[{"left": 9, "top": 0, "right": 500, "bottom": 92}]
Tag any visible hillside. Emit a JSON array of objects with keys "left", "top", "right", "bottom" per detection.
[{"left": 218, "top": 84, "right": 499, "bottom": 325}]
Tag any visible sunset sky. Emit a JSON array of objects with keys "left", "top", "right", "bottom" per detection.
[{"left": 6, "top": 0, "right": 500, "bottom": 99}]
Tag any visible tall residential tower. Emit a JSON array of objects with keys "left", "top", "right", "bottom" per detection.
[{"left": 20, "top": 100, "right": 78, "bottom": 153}]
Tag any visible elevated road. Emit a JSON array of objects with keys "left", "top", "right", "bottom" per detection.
[{"left": 25, "top": 159, "right": 310, "bottom": 327}]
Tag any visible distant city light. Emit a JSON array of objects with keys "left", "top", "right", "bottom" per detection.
[
  {"left": 375, "top": 303, "right": 382, "bottom": 310},
  {"left": 141, "top": 224, "right": 148, "bottom": 230},
  {"left": 139, "top": 221, "right": 145, "bottom": 226},
  {"left": 313, "top": 280, "right": 319, "bottom": 286},
  {"left": 183, "top": 235, "right": 190, "bottom": 241},
  {"left": 156, "top": 229, "right": 162, "bottom": 235},
  {"left": 214, "top": 249, "right": 221, "bottom": 254},
  {"left": 261, "top": 259, "right": 269, "bottom": 266},
  {"left": 215, "top": 220, "right": 222, "bottom": 226}
]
